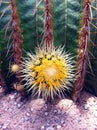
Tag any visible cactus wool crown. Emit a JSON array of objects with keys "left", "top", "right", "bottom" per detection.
[{"left": 21, "top": 47, "right": 75, "bottom": 100}]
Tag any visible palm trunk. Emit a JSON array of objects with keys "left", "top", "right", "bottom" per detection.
[
  {"left": 73, "top": 0, "right": 92, "bottom": 101},
  {"left": 10, "top": 0, "right": 23, "bottom": 83},
  {"left": 43, "top": 0, "right": 54, "bottom": 51}
]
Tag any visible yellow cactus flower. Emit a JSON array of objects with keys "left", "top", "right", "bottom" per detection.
[{"left": 21, "top": 47, "right": 75, "bottom": 100}]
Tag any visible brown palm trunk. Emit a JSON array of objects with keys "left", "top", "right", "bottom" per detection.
[
  {"left": 73, "top": 0, "right": 92, "bottom": 101},
  {"left": 43, "top": 0, "right": 54, "bottom": 51},
  {"left": 10, "top": 0, "right": 23, "bottom": 83}
]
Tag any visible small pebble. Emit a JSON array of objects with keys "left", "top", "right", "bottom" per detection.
[
  {"left": 2, "top": 124, "right": 7, "bottom": 129},
  {"left": 17, "top": 103, "right": 21, "bottom": 109},
  {"left": 25, "top": 116, "right": 30, "bottom": 121},
  {"left": 0, "top": 125, "right": 2, "bottom": 129},
  {"left": 26, "top": 112, "right": 30, "bottom": 117},
  {"left": 14, "top": 102, "right": 17, "bottom": 105},
  {"left": 78, "top": 119, "right": 81, "bottom": 123},
  {"left": 47, "top": 120, "right": 50, "bottom": 124},
  {"left": 46, "top": 123, "right": 50, "bottom": 126},
  {"left": 45, "top": 112, "right": 48, "bottom": 116},
  {"left": 55, "top": 118, "right": 60, "bottom": 123},
  {"left": 84, "top": 105, "right": 88, "bottom": 110},
  {"left": 61, "top": 119, "right": 65, "bottom": 124},
  {"left": 41, "top": 126, "right": 45, "bottom": 130},
  {"left": 9, "top": 108, "right": 13, "bottom": 112},
  {"left": 31, "top": 108, "right": 33, "bottom": 112},
  {"left": 54, "top": 110, "right": 57, "bottom": 114},
  {"left": 94, "top": 112, "right": 97, "bottom": 118},
  {"left": 5, "top": 108, "right": 9, "bottom": 111},
  {"left": 61, "top": 111, "right": 65, "bottom": 115},
  {"left": 57, "top": 110, "right": 61, "bottom": 115},
  {"left": 9, "top": 95, "right": 15, "bottom": 100},
  {"left": 56, "top": 125, "right": 61, "bottom": 129},
  {"left": 46, "top": 126, "right": 54, "bottom": 130}
]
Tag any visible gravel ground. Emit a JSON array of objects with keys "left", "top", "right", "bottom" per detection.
[{"left": 0, "top": 90, "right": 97, "bottom": 130}]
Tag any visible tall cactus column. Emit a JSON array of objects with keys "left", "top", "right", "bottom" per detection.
[
  {"left": 10, "top": 0, "right": 23, "bottom": 84},
  {"left": 73, "top": 0, "right": 92, "bottom": 101}
]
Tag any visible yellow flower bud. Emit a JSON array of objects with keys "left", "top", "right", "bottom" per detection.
[{"left": 11, "top": 64, "right": 19, "bottom": 73}]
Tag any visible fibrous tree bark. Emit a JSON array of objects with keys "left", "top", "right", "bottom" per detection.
[
  {"left": 43, "top": 0, "right": 54, "bottom": 51},
  {"left": 10, "top": 0, "right": 23, "bottom": 84},
  {"left": 73, "top": 0, "right": 92, "bottom": 101}
]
